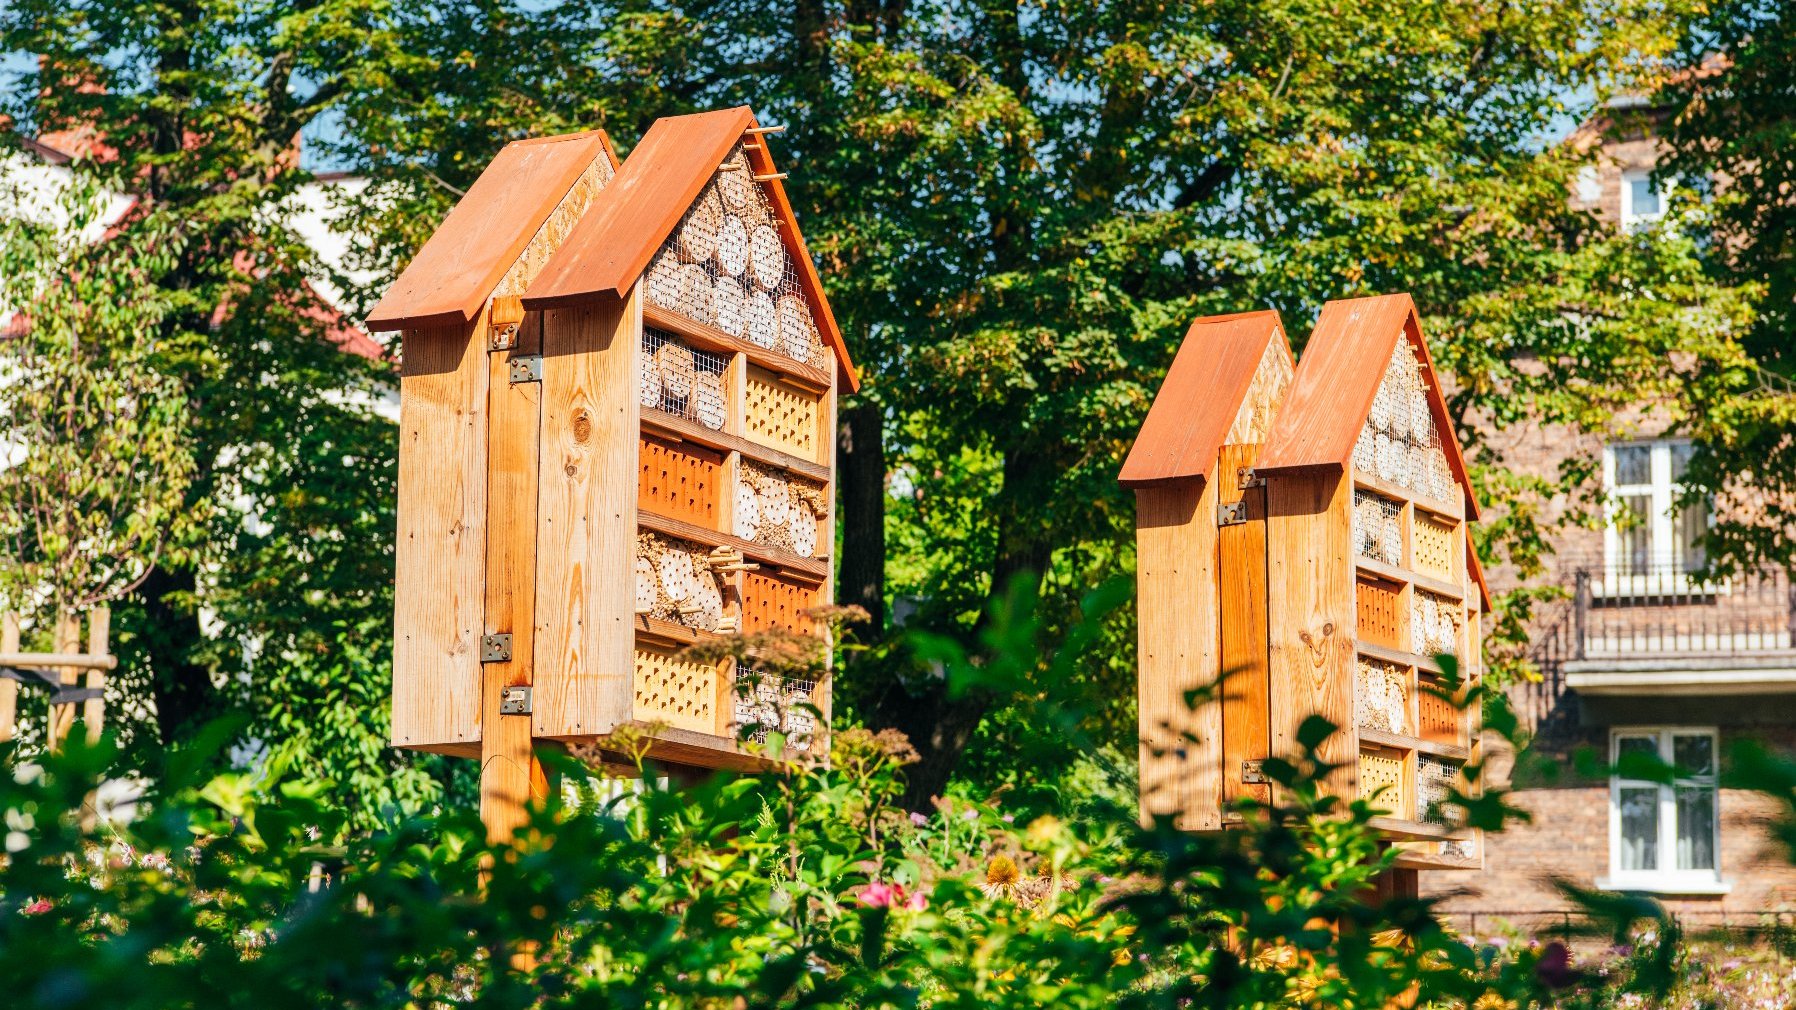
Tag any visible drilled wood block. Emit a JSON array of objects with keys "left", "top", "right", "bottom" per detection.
[
  {"left": 1359, "top": 745, "right": 1410, "bottom": 819},
  {"left": 639, "top": 434, "right": 723, "bottom": 528},
  {"left": 1417, "top": 674, "right": 1461, "bottom": 746},
  {"left": 741, "top": 570, "right": 819, "bottom": 637},
  {"left": 743, "top": 366, "right": 819, "bottom": 460},
  {"left": 1413, "top": 512, "right": 1456, "bottom": 582},
  {"left": 633, "top": 645, "right": 723, "bottom": 735},
  {"left": 1355, "top": 574, "right": 1404, "bottom": 650}
]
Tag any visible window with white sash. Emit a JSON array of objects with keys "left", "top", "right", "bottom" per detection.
[
  {"left": 1620, "top": 169, "right": 1668, "bottom": 231},
  {"left": 1607, "top": 728, "right": 1722, "bottom": 892},
  {"left": 1603, "top": 440, "right": 1710, "bottom": 590}
]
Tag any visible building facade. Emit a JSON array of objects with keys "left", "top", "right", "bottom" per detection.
[{"left": 1424, "top": 102, "right": 1796, "bottom": 925}]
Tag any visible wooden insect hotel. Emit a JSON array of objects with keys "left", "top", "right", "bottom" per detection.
[
  {"left": 1124, "top": 296, "right": 1489, "bottom": 872},
  {"left": 367, "top": 109, "right": 855, "bottom": 838}
]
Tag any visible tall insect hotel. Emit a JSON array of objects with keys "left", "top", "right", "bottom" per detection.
[
  {"left": 1123, "top": 296, "right": 1488, "bottom": 874},
  {"left": 367, "top": 108, "right": 856, "bottom": 840}
]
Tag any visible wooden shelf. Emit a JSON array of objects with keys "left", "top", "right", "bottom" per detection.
[
  {"left": 1391, "top": 845, "right": 1480, "bottom": 871},
  {"left": 1353, "top": 471, "right": 1463, "bottom": 522},
  {"left": 633, "top": 614, "right": 728, "bottom": 648},
  {"left": 1355, "top": 558, "right": 1465, "bottom": 602},
  {"left": 637, "top": 509, "right": 830, "bottom": 581},
  {"left": 642, "top": 408, "right": 829, "bottom": 482},
  {"left": 644, "top": 304, "right": 831, "bottom": 391},
  {"left": 1358, "top": 727, "right": 1470, "bottom": 762},
  {"left": 1368, "top": 816, "right": 1474, "bottom": 842},
  {"left": 1356, "top": 640, "right": 1447, "bottom": 676}
]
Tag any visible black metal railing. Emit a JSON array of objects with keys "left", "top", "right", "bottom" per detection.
[{"left": 1571, "top": 564, "right": 1795, "bottom": 659}]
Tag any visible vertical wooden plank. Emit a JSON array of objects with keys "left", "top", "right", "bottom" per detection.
[
  {"left": 393, "top": 318, "right": 489, "bottom": 752},
  {"left": 532, "top": 288, "right": 640, "bottom": 739},
  {"left": 818, "top": 382, "right": 838, "bottom": 734},
  {"left": 49, "top": 613, "right": 79, "bottom": 749},
  {"left": 481, "top": 310, "right": 545, "bottom": 844},
  {"left": 1135, "top": 479, "right": 1221, "bottom": 830},
  {"left": 1265, "top": 470, "right": 1357, "bottom": 799},
  {"left": 0, "top": 613, "right": 17, "bottom": 743},
  {"left": 1216, "top": 444, "right": 1270, "bottom": 807},
  {"left": 83, "top": 607, "right": 109, "bottom": 746}
]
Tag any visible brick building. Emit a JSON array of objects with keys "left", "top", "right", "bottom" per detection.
[{"left": 1423, "top": 97, "right": 1796, "bottom": 924}]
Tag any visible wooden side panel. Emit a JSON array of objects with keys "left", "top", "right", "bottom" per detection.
[
  {"left": 532, "top": 291, "right": 641, "bottom": 739},
  {"left": 480, "top": 312, "right": 544, "bottom": 842},
  {"left": 1135, "top": 480, "right": 1221, "bottom": 830},
  {"left": 1217, "top": 444, "right": 1270, "bottom": 806},
  {"left": 1265, "top": 470, "right": 1358, "bottom": 799},
  {"left": 392, "top": 319, "right": 488, "bottom": 751}
]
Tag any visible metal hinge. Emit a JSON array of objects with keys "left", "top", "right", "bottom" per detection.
[
  {"left": 1237, "top": 466, "right": 1264, "bottom": 489},
  {"left": 499, "top": 685, "right": 532, "bottom": 715},
  {"left": 1241, "top": 759, "right": 1267, "bottom": 785},
  {"left": 508, "top": 355, "right": 542, "bottom": 385},
  {"left": 489, "top": 320, "right": 520, "bottom": 351},
  {"left": 1218, "top": 501, "right": 1248, "bottom": 526},
  {"left": 480, "top": 633, "right": 513, "bottom": 663}
]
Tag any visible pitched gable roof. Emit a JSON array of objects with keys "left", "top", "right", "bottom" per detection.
[
  {"left": 1256, "top": 293, "right": 1480, "bottom": 519},
  {"left": 522, "top": 107, "right": 859, "bottom": 390},
  {"left": 1119, "top": 310, "right": 1293, "bottom": 489},
  {"left": 365, "top": 129, "right": 618, "bottom": 331}
]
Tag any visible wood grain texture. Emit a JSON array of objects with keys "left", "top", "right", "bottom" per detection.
[
  {"left": 480, "top": 312, "right": 545, "bottom": 843},
  {"left": 49, "top": 613, "right": 78, "bottom": 749},
  {"left": 0, "top": 613, "right": 17, "bottom": 742},
  {"left": 1135, "top": 480, "right": 1221, "bottom": 830},
  {"left": 532, "top": 292, "right": 640, "bottom": 740},
  {"left": 1265, "top": 470, "right": 1358, "bottom": 800},
  {"left": 1217, "top": 444, "right": 1270, "bottom": 806},
  {"left": 392, "top": 318, "right": 489, "bottom": 751},
  {"left": 1119, "top": 311, "right": 1290, "bottom": 488},
  {"left": 367, "top": 131, "right": 617, "bottom": 331},
  {"left": 82, "top": 607, "right": 108, "bottom": 746}
]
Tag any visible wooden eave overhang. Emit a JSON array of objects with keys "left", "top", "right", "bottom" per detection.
[
  {"left": 521, "top": 106, "right": 860, "bottom": 391},
  {"left": 364, "top": 129, "right": 619, "bottom": 332},
  {"left": 1119, "top": 310, "right": 1290, "bottom": 489},
  {"left": 1255, "top": 293, "right": 1481, "bottom": 520}
]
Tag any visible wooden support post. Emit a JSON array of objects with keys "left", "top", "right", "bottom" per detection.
[
  {"left": 48, "top": 613, "right": 79, "bottom": 749},
  {"left": 481, "top": 308, "right": 547, "bottom": 847},
  {"left": 0, "top": 613, "right": 17, "bottom": 743},
  {"left": 1217, "top": 444, "right": 1271, "bottom": 808},
  {"left": 84, "top": 607, "right": 110, "bottom": 746}
]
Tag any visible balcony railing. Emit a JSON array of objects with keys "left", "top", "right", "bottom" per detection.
[{"left": 1572, "top": 564, "right": 1796, "bottom": 659}]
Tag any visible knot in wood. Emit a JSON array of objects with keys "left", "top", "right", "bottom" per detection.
[{"left": 572, "top": 410, "right": 593, "bottom": 443}]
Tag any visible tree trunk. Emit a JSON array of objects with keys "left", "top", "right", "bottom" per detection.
[
  {"left": 138, "top": 563, "right": 217, "bottom": 744},
  {"left": 836, "top": 394, "right": 887, "bottom": 636}
]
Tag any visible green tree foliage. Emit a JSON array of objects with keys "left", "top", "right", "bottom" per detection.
[
  {"left": 0, "top": 4, "right": 447, "bottom": 821},
  {"left": 0, "top": 179, "right": 196, "bottom": 620}
]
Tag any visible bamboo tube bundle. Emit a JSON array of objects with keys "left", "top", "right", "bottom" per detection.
[
  {"left": 744, "top": 289, "right": 778, "bottom": 349},
  {"left": 713, "top": 275, "right": 747, "bottom": 337},
  {"left": 678, "top": 185, "right": 725, "bottom": 263},
  {"left": 1355, "top": 657, "right": 1408, "bottom": 734}
]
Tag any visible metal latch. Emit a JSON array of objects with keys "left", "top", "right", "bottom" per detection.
[
  {"left": 489, "top": 320, "right": 519, "bottom": 351},
  {"left": 1241, "top": 759, "right": 1268, "bottom": 785},
  {"left": 1218, "top": 501, "right": 1248, "bottom": 526},
  {"left": 1237, "top": 466, "right": 1264, "bottom": 489},
  {"left": 499, "top": 686, "right": 532, "bottom": 715},
  {"left": 508, "top": 355, "right": 542, "bottom": 385},
  {"left": 480, "top": 633, "right": 513, "bottom": 663}
]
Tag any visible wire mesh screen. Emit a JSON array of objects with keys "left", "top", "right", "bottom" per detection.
[
  {"left": 1412, "top": 590, "right": 1462, "bottom": 658},
  {"left": 732, "top": 667, "right": 818, "bottom": 749},
  {"left": 641, "top": 328, "right": 728, "bottom": 430},
  {"left": 1355, "top": 341, "right": 1455, "bottom": 502},
  {"left": 643, "top": 144, "right": 831, "bottom": 372},
  {"left": 1356, "top": 656, "right": 1408, "bottom": 734},
  {"left": 1352, "top": 489, "right": 1405, "bottom": 566},
  {"left": 1417, "top": 754, "right": 1464, "bottom": 826}
]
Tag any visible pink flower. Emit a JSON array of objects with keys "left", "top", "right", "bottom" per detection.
[
  {"left": 904, "top": 889, "right": 928, "bottom": 912},
  {"left": 909, "top": 812, "right": 929, "bottom": 827},
  {"left": 860, "top": 881, "right": 903, "bottom": 908},
  {"left": 22, "top": 899, "right": 51, "bottom": 915}
]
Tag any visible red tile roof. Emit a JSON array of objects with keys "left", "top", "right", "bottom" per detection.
[
  {"left": 1119, "top": 310, "right": 1291, "bottom": 488},
  {"left": 364, "top": 129, "right": 618, "bottom": 331}
]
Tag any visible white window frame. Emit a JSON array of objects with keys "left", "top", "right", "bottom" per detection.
[
  {"left": 1600, "top": 439, "right": 1717, "bottom": 596},
  {"left": 1601, "top": 726, "right": 1728, "bottom": 895},
  {"left": 1619, "top": 169, "right": 1668, "bottom": 231}
]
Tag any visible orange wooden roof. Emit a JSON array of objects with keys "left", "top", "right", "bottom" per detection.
[
  {"left": 1466, "top": 527, "right": 1493, "bottom": 613},
  {"left": 366, "top": 129, "right": 619, "bottom": 331},
  {"left": 1119, "top": 310, "right": 1291, "bottom": 489},
  {"left": 1256, "top": 294, "right": 1480, "bottom": 520},
  {"left": 522, "top": 106, "right": 859, "bottom": 391}
]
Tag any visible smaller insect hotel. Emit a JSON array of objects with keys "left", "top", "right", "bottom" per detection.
[
  {"left": 370, "top": 107, "right": 854, "bottom": 775},
  {"left": 1124, "top": 295, "right": 1488, "bottom": 872}
]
